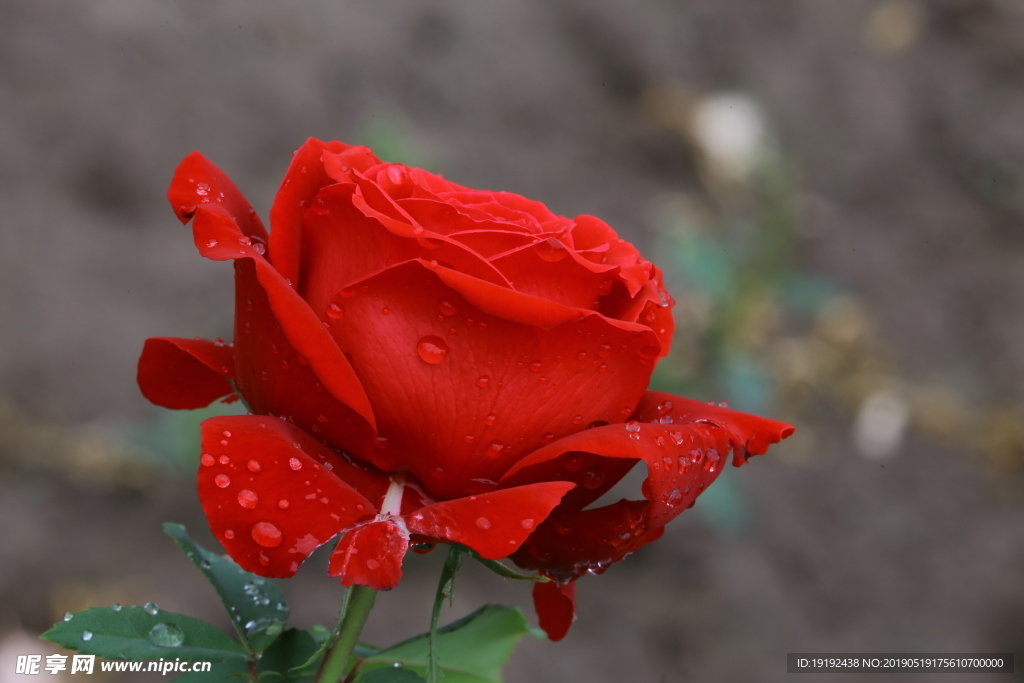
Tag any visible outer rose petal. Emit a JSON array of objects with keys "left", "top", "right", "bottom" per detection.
[
  {"left": 189, "top": 202, "right": 377, "bottom": 435},
  {"left": 168, "top": 152, "right": 268, "bottom": 245},
  {"left": 233, "top": 259, "right": 376, "bottom": 459},
  {"left": 405, "top": 481, "right": 575, "bottom": 559},
  {"left": 533, "top": 580, "right": 577, "bottom": 642},
  {"left": 328, "top": 520, "right": 409, "bottom": 590},
  {"left": 325, "top": 260, "right": 659, "bottom": 498},
  {"left": 198, "top": 416, "right": 377, "bottom": 578},
  {"left": 267, "top": 138, "right": 366, "bottom": 287},
  {"left": 137, "top": 337, "right": 235, "bottom": 409}
]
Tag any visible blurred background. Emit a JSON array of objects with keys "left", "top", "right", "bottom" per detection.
[{"left": 1, "top": 0, "right": 1023, "bottom": 681}]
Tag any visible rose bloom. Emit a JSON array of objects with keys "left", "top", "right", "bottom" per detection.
[{"left": 138, "top": 138, "right": 793, "bottom": 639}]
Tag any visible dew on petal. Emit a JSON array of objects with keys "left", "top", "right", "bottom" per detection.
[
  {"left": 247, "top": 460, "right": 261, "bottom": 473},
  {"left": 598, "top": 363, "right": 608, "bottom": 373},
  {"left": 537, "top": 238, "right": 568, "bottom": 262},
  {"left": 438, "top": 300, "right": 457, "bottom": 316},
  {"left": 288, "top": 457, "right": 303, "bottom": 471},
  {"left": 582, "top": 467, "right": 605, "bottom": 489},
  {"left": 431, "top": 467, "right": 445, "bottom": 479},
  {"left": 564, "top": 454, "right": 583, "bottom": 472},
  {"left": 200, "top": 453, "right": 215, "bottom": 467},
  {"left": 366, "top": 559, "right": 381, "bottom": 570},
  {"left": 484, "top": 414, "right": 497, "bottom": 426},
  {"left": 597, "top": 343, "right": 612, "bottom": 358},
  {"left": 521, "top": 518, "right": 535, "bottom": 529},
  {"left": 237, "top": 489, "right": 258, "bottom": 509},
  {"left": 475, "top": 517, "right": 492, "bottom": 530},
  {"left": 218, "top": 455, "right": 230, "bottom": 465},
  {"left": 215, "top": 474, "right": 231, "bottom": 488},
  {"left": 326, "top": 303, "right": 345, "bottom": 319},
  {"left": 224, "top": 529, "right": 235, "bottom": 540},
  {"left": 529, "top": 361, "right": 542, "bottom": 373},
  {"left": 476, "top": 376, "right": 490, "bottom": 388},
  {"left": 252, "top": 521, "right": 283, "bottom": 548},
  {"left": 573, "top": 414, "right": 584, "bottom": 424},
  {"left": 259, "top": 553, "right": 270, "bottom": 566},
  {"left": 638, "top": 345, "right": 660, "bottom": 360},
  {"left": 277, "top": 499, "right": 290, "bottom": 509},
  {"left": 487, "top": 441, "right": 504, "bottom": 458},
  {"left": 416, "top": 336, "right": 449, "bottom": 364}
]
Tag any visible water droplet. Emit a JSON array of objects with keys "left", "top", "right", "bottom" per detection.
[
  {"left": 110, "top": 603, "right": 122, "bottom": 612},
  {"left": 288, "top": 457, "right": 303, "bottom": 471},
  {"left": 247, "top": 460, "right": 261, "bottom": 473},
  {"left": 597, "top": 343, "right": 612, "bottom": 358},
  {"left": 485, "top": 414, "right": 497, "bottom": 426},
  {"left": 670, "top": 431, "right": 685, "bottom": 446},
  {"left": 625, "top": 421, "right": 641, "bottom": 432},
  {"left": 220, "top": 439, "right": 229, "bottom": 446},
  {"left": 196, "top": 182, "right": 210, "bottom": 196},
  {"left": 556, "top": 523, "right": 572, "bottom": 536},
  {"left": 216, "top": 454, "right": 230, "bottom": 465},
  {"left": 277, "top": 499, "right": 289, "bottom": 509},
  {"left": 475, "top": 517, "right": 492, "bottom": 530},
  {"left": 144, "top": 602, "right": 159, "bottom": 616},
  {"left": 598, "top": 278, "right": 614, "bottom": 295},
  {"left": 149, "top": 623, "right": 185, "bottom": 648},
  {"left": 529, "top": 360, "right": 542, "bottom": 373},
  {"left": 689, "top": 449, "right": 704, "bottom": 466},
  {"left": 573, "top": 414, "right": 584, "bottom": 424},
  {"left": 252, "top": 521, "right": 283, "bottom": 548},
  {"left": 521, "top": 518, "right": 535, "bottom": 529},
  {"left": 223, "top": 529, "right": 235, "bottom": 540},
  {"left": 259, "top": 553, "right": 270, "bottom": 566},
  {"left": 438, "top": 300, "right": 457, "bottom": 316},
  {"left": 464, "top": 434, "right": 475, "bottom": 444},
  {"left": 237, "top": 489, "right": 258, "bottom": 509},
  {"left": 206, "top": 238, "right": 219, "bottom": 248},
  {"left": 366, "top": 559, "right": 380, "bottom": 570},
  {"left": 200, "top": 453, "right": 214, "bottom": 467},
  {"left": 476, "top": 376, "right": 490, "bottom": 388},
  {"left": 416, "top": 336, "right": 449, "bottom": 364},
  {"left": 528, "top": 544, "right": 552, "bottom": 561},
  {"left": 81, "top": 631, "right": 93, "bottom": 641},
  {"left": 252, "top": 242, "right": 266, "bottom": 256},
  {"left": 577, "top": 351, "right": 587, "bottom": 360},
  {"left": 537, "top": 238, "right": 568, "bottom": 262},
  {"left": 598, "top": 363, "right": 608, "bottom": 373},
  {"left": 326, "top": 302, "right": 345, "bottom": 319},
  {"left": 661, "top": 455, "right": 674, "bottom": 470},
  {"left": 487, "top": 441, "right": 504, "bottom": 458},
  {"left": 665, "top": 488, "right": 684, "bottom": 508},
  {"left": 215, "top": 474, "right": 231, "bottom": 488},
  {"left": 381, "top": 307, "right": 390, "bottom": 315},
  {"left": 431, "top": 467, "right": 445, "bottom": 479},
  {"left": 638, "top": 344, "right": 659, "bottom": 360},
  {"left": 641, "top": 479, "right": 652, "bottom": 499},
  {"left": 582, "top": 467, "right": 605, "bottom": 489},
  {"left": 63, "top": 612, "right": 73, "bottom": 621},
  {"left": 564, "top": 454, "right": 583, "bottom": 471}
]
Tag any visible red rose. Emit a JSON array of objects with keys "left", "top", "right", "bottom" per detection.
[{"left": 138, "top": 138, "right": 793, "bottom": 640}]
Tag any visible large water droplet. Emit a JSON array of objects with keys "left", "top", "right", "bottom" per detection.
[
  {"left": 326, "top": 303, "right": 344, "bottom": 319},
  {"left": 475, "top": 517, "right": 491, "bottom": 530},
  {"left": 416, "top": 336, "right": 449, "bottom": 364},
  {"left": 200, "top": 453, "right": 214, "bottom": 467},
  {"left": 237, "top": 490, "right": 258, "bottom": 509},
  {"left": 252, "top": 521, "right": 283, "bottom": 548},
  {"left": 63, "top": 612, "right": 73, "bottom": 621},
  {"left": 536, "top": 238, "right": 568, "bottom": 262},
  {"left": 149, "top": 623, "right": 185, "bottom": 648},
  {"left": 218, "top": 454, "right": 230, "bottom": 465},
  {"left": 195, "top": 182, "right": 210, "bottom": 196},
  {"left": 224, "top": 529, "right": 235, "bottom": 540},
  {"left": 81, "top": 631, "right": 93, "bottom": 642},
  {"left": 484, "top": 414, "right": 497, "bottom": 426},
  {"left": 438, "top": 300, "right": 457, "bottom": 316},
  {"left": 214, "top": 474, "right": 231, "bottom": 488},
  {"left": 278, "top": 499, "right": 290, "bottom": 509},
  {"left": 144, "top": 603, "right": 160, "bottom": 616},
  {"left": 247, "top": 460, "right": 261, "bottom": 473},
  {"left": 288, "top": 457, "right": 303, "bottom": 471}
]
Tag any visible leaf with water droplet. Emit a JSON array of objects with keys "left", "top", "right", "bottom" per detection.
[
  {"left": 164, "top": 523, "right": 288, "bottom": 653},
  {"left": 41, "top": 606, "right": 247, "bottom": 663}
]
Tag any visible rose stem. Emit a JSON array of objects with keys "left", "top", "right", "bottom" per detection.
[{"left": 314, "top": 585, "right": 378, "bottom": 683}]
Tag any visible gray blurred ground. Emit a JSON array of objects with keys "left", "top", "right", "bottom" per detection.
[{"left": 1, "top": 1, "right": 1023, "bottom": 681}]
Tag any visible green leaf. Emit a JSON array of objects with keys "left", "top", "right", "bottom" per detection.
[
  {"left": 41, "top": 606, "right": 248, "bottom": 663},
  {"left": 464, "top": 549, "right": 550, "bottom": 583},
  {"left": 360, "top": 667, "right": 426, "bottom": 683},
  {"left": 172, "top": 661, "right": 251, "bottom": 682},
  {"left": 359, "top": 605, "right": 539, "bottom": 683},
  {"left": 257, "top": 628, "right": 322, "bottom": 681},
  {"left": 164, "top": 523, "right": 289, "bottom": 653}
]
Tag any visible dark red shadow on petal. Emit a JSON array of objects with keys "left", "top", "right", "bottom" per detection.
[
  {"left": 405, "top": 481, "right": 575, "bottom": 559},
  {"left": 328, "top": 520, "right": 409, "bottom": 590},
  {"left": 137, "top": 337, "right": 235, "bottom": 409},
  {"left": 533, "top": 580, "right": 577, "bottom": 642},
  {"left": 198, "top": 416, "right": 377, "bottom": 578}
]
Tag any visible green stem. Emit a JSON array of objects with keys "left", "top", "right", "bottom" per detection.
[{"left": 315, "top": 586, "right": 377, "bottom": 683}]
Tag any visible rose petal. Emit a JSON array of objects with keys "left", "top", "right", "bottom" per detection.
[
  {"left": 532, "top": 580, "right": 577, "bottom": 641},
  {"left": 168, "top": 152, "right": 268, "bottom": 245},
  {"left": 512, "top": 501, "right": 665, "bottom": 581},
  {"left": 267, "top": 138, "right": 365, "bottom": 287},
  {"left": 328, "top": 519, "right": 409, "bottom": 590},
  {"left": 405, "top": 481, "right": 575, "bottom": 559},
  {"left": 198, "top": 416, "right": 378, "bottom": 578},
  {"left": 325, "top": 260, "right": 658, "bottom": 498},
  {"left": 297, "top": 184, "right": 509, "bottom": 320},
  {"left": 233, "top": 259, "right": 376, "bottom": 458},
  {"left": 137, "top": 337, "right": 235, "bottom": 409},
  {"left": 490, "top": 238, "right": 616, "bottom": 310},
  {"left": 189, "top": 202, "right": 377, "bottom": 435}
]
